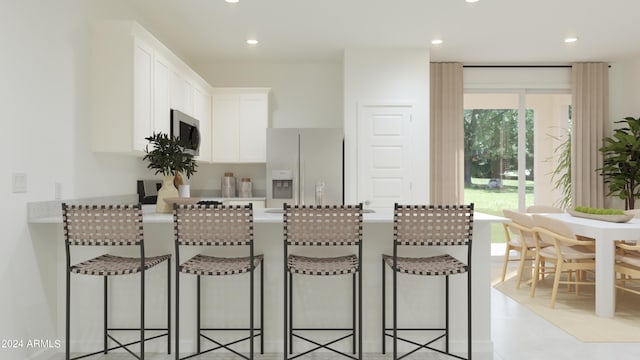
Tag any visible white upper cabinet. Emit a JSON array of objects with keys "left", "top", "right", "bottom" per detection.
[
  {"left": 91, "top": 21, "right": 212, "bottom": 157},
  {"left": 152, "top": 51, "right": 171, "bottom": 139},
  {"left": 211, "top": 88, "right": 270, "bottom": 163},
  {"left": 132, "top": 38, "right": 154, "bottom": 152},
  {"left": 194, "top": 85, "right": 212, "bottom": 163}
]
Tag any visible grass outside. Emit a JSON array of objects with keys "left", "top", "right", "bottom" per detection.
[{"left": 465, "top": 177, "right": 534, "bottom": 243}]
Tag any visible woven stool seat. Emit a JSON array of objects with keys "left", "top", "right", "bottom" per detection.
[
  {"left": 288, "top": 254, "right": 359, "bottom": 275},
  {"left": 382, "top": 254, "right": 468, "bottom": 276},
  {"left": 179, "top": 254, "right": 264, "bottom": 276},
  {"left": 71, "top": 254, "right": 171, "bottom": 276}
]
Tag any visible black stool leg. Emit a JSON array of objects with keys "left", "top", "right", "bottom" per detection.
[
  {"left": 445, "top": 275, "right": 450, "bottom": 353},
  {"left": 260, "top": 262, "right": 265, "bottom": 354},
  {"left": 352, "top": 272, "right": 356, "bottom": 355},
  {"left": 283, "top": 264, "right": 288, "bottom": 360},
  {"left": 381, "top": 258, "right": 386, "bottom": 355},
  {"left": 358, "top": 262, "right": 362, "bottom": 360},
  {"left": 104, "top": 276, "right": 108, "bottom": 354},
  {"left": 167, "top": 257, "right": 171, "bottom": 355},
  {"left": 197, "top": 275, "right": 201, "bottom": 354},
  {"left": 141, "top": 264, "right": 145, "bottom": 360},
  {"left": 468, "top": 269, "right": 472, "bottom": 360},
  {"left": 393, "top": 247, "right": 398, "bottom": 360},
  {"left": 289, "top": 272, "right": 293, "bottom": 355},
  {"left": 175, "top": 265, "right": 180, "bottom": 360},
  {"left": 66, "top": 268, "right": 71, "bottom": 360},
  {"left": 250, "top": 257, "right": 254, "bottom": 360}
]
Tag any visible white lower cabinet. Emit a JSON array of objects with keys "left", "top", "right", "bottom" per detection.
[{"left": 212, "top": 88, "right": 270, "bottom": 163}]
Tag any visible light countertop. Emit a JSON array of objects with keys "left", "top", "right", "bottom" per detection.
[{"left": 28, "top": 206, "right": 508, "bottom": 225}]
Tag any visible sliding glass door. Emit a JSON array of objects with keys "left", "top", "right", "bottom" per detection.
[{"left": 464, "top": 91, "right": 571, "bottom": 242}]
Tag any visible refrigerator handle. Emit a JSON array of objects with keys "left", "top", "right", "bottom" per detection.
[{"left": 300, "top": 158, "right": 305, "bottom": 206}]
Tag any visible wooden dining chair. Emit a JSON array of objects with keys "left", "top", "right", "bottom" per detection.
[
  {"left": 530, "top": 215, "right": 596, "bottom": 308},
  {"left": 615, "top": 240, "right": 640, "bottom": 297},
  {"left": 501, "top": 210, "right": 538, "bottom": 289}
]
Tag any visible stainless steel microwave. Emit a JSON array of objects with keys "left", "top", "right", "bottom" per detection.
[{"left": 170, "top": 109, "right": 200, "bottom": 156}]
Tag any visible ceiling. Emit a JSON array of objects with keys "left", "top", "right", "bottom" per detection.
[{"left": 130, "top": 0, "right": 640, "bottom": 65}]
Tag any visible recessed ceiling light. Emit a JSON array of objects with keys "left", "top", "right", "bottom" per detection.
[
  {"left": 246, "top": 39, "right": 258, "bottom": 45},
  {"left": 225, "top": 0, "right": 239, "bottom": 3},
  {"left": 466, "top": 0, "right": 480, "bottom": 3},
  {"left": 431, "top": 39, "right": 443, "bottom": 45},
  {"left": 564, "top": 37, "right": 578, "bottom": 43}
]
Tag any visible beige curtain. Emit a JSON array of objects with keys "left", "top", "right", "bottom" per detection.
[
  {"left": 571, "top": 62, "right": 608, "bottom": 208},
  {"left": 430, "top": 62, "right": 464, "bottom": 204}
]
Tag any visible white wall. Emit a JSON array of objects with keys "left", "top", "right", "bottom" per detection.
[
  {"left": 1, "top": 1, "right": 153, "bottom": 359},
  {"left": 609, "top": 59, "right": 640, "bottom": 125},
  {"left": 190, "top": 62, "right": 343, "bottom": 192},
  {"left": 606, "top": 58, "right": 640, "bottom": 208},
  {"left": 464, "top": 67, "right": 572, "bottom": 90},
  {"left": 343, "top": 49, "right": 430, "bottom": 204},
  {"left": 195, "top": 62, "right": 343, "bottom": 128}
]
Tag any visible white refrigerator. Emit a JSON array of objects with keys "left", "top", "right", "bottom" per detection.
[{"left": 266, "top": 128, "right": 343, "bottom": 208}]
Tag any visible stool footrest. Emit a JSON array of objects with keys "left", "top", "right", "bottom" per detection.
[
  {"left": 384, "top": 331, "right": 468, "bottom": 360},
  {"left": 68, "top": 332, "right": 168, "bottom": 360},
  {"left": 383, "top": 327, "right": 447, "bottom": 331},
  {"left": 288, "top": 332, "right": 357, "bottom": 360},
  {"left": 292, "top": 327, "right": 355, "bottom": 331},
  {"left": 179, "top": 332, "right": 262, "bottom": 360}
]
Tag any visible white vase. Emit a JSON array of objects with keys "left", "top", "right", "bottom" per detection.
[
  {"left": 178, "top": 184, "right": 191, "bottom": 198},
  {"left": 156, "top": 175, "right": 179, "bottom": 213}
]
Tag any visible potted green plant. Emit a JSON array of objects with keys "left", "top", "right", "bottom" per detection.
[
  {"left": 143, "top": 132, "right": 198, "bottom": 213},
  {"left": 548, "top": 129, "right": 572, "bottom": 209},
  {"left": 598, "top": 116, "right": 640, "bottom": 210}
]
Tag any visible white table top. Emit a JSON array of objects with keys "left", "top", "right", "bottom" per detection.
[{"left": 539, "top": 212, "right": 640, "bottom": 241}]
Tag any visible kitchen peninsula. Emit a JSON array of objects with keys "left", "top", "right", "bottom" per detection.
[{"left": 28, "top": 202, "right": 507, "bottom": 360}]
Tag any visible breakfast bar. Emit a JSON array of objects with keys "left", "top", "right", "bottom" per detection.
[{"left": 29, "top": 205, "right": 507, "bottom": 359}]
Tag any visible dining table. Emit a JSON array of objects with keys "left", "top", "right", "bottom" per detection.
[{"left": 540, "top": 212, "right": 640, "bottom": 318}]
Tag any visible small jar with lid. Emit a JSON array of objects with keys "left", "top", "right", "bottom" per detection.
[
  {"left": 221, "top": 172, "right": 236, "bottom": 197},
  {"left": 239, "top": 177, "right": 253, "bottom": 198}
]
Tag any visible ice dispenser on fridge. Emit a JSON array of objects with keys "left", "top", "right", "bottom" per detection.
[{"left": 271, "top": 170, "right": 293, "bottom": 200}]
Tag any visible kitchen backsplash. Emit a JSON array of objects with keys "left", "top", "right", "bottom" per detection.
[{"left": 187, "top": 163, "right": 266, "bottom": 193}]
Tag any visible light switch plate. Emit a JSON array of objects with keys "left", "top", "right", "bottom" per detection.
[{"left": 12, "top": 173, "right": 27, "bottom": 193}]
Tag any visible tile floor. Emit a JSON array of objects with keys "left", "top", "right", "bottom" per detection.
[{"left": 54, "top": 247, "right": 640, "bottom": 360}]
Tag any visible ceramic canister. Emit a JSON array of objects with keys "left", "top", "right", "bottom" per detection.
[
  {"left": 221, "top": 172, "right": 236, "bottom": 197},
  {"left": 239, "top": 177, "right": 253, "bottom": 197}
]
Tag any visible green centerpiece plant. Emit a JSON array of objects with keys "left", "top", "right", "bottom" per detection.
[
  {"left": 143, "top": 132, "right": 198, "bottom": 213},
  {"left": 598, "top": 116, "right": 640, "bottom": 210}
]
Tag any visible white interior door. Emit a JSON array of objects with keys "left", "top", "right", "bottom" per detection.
[{"left": 357, "top": 104, "right": 413, "bottom": 208}]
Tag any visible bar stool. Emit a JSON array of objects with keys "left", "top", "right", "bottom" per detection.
[
  {"left": 173, "top": 203, "right": 263, "bottom": 360},
  {"left": 283, "top": 203, "right": 363, "bottom": 360},
  {"left": 63, "top": 203, "right": 171, "bottom": 360},
  {"left": 382, "top": 203, "right": 474, "bottom": 360}
]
